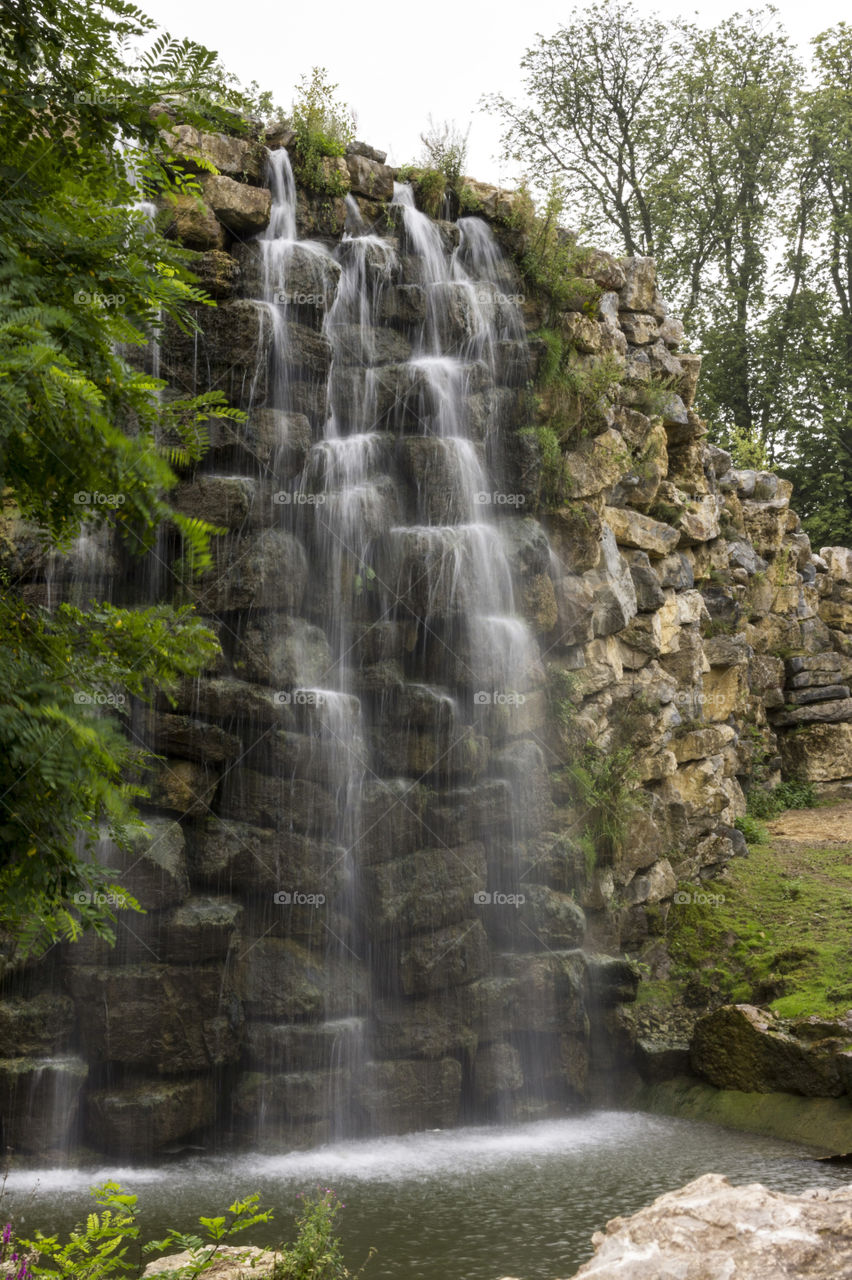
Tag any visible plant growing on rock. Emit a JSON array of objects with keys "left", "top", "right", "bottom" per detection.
[
  {"left": 510, "top": 182, "right": 600, "bottom": 324},
  {"left": 413, "top": 169, "right": 447, "bottom": 218},
  {"left": 534, "top": 328, "right": 623, "bottom": 444},
  {"left": 289, "top": 67, "right": 354, "bottom": 196},
  {"left": 419, "top": 116, "right": 470, "bottom": 188},
  {"left": 564, "top": 743, "right": 646, "bottom": 865}
]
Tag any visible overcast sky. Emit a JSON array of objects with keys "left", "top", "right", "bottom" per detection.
[{"left": 138, "top": 0, "right": 851, "bottom": 186}]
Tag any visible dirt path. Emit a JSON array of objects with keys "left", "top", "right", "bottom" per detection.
[{"left": 767, "top": 802, "right": 852, "bottom": 845}]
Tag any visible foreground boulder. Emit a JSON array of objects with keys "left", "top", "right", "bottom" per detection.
[
  {"left": 143, "top": 1246, "right": 278, "bottom": 1278},
  {"left": 562, "top": 1173, "right": 852, "bottom": 1279}
]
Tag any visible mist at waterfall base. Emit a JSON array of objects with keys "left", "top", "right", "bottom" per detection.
[{"left": 5, "top": 1114, "right": 844, "bottom": 1280}]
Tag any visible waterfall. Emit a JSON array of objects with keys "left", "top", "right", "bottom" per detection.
[{"left": 229, "top": 154, "right": 559, "bottom": 1142}]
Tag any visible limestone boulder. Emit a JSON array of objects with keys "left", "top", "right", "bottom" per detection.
[
  {"left": 200, "top": 174, "right": 271, "bottom": 234},
  {"left": 363, "top": 843, "right": 487, "bottom": 939},
  {"left": 778, "top": 722, "right": 852, "bottom": 782},
  {"left": 163, "top": 194, "right": 225, "bottom": 250},
  {"left": 345, "top": 153, "right": 395, "bottom": 200},
  {"left": 144, "top": 1247, "right": 278, "bottom": 1280},
  {"left": 567, "top": 1173, "right": 852, "bottom": 1280},
  {"left": 618, "top": 256, "right": 656, "bottom": 311},
  {"left": 583, "top": 525, "right": 638, "bottom": 636},
  {"left": 400, "top": 919, "right": 490, "bottom": 995},
  {"left": 605, "top": 505, "right": 680, "bottom": 557},
  {"left": 564, "top": 428, "right": 630, "bottom": 499}
]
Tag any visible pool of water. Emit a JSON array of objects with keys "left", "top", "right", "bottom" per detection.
[{"left": 3, "top": 1112, "right": 847, "bottom": 1279}]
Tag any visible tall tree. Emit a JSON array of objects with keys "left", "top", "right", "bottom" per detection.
[{"left": 484, "top": 0, "right": 687, "bottom": 256}]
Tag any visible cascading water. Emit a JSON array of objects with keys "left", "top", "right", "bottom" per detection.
[
  {"left": 227, "top": 151, "right": 566, "bottom": 1142},
  {"left": 5, "top": 145, "right": 588, "bottom": 1164}
]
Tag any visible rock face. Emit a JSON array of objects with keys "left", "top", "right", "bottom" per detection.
[
  {"left": 565, "top": 1173, "right": 852, "bottom": 1279},
  {"left": 691, "top": 1004, "right": 852, "bottom": 1097},
  {"left": 4, "top": 116, "right": 852, "bottom": 1158}
]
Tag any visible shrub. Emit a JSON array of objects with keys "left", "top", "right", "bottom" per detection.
[
  {"left": 413, "top": 168, "right": 446, "bottom": 218},
  {"left": 419, "top": 116, "right": 470, "bottom": 187},
  {"left": 735, "top": 813, "right": 769, "bottom": 845},
  {"left": 565, "top": 744, "right": 646, "bottom": 866},
  {"left": 289, "top": 67, "right": 354, "bottom": 196},
  {"left": 510, "top": 181, "right": 600, "bottom": 323}
]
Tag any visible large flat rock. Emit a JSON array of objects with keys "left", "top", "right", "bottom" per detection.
[{"left": 563, "top": 1172, "right": 852, "bottom": 1279}]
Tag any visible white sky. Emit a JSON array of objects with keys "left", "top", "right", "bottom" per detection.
[{"left": 138, "top": 0, "right": 851, "bottom": 186}]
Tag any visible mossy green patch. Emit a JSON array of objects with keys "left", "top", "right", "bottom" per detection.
[{"left": 649, "top": 828, "right": 852, "bottom": 1019}]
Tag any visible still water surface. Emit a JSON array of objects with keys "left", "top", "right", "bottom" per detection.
[{"left": 4, "top": 1112, "right": 847, "bottom": 1279}]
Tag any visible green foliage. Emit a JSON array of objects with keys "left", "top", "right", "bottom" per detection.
[
  {"left": 419, "top": 116, "right": 470, "bottom": 187},
  {"left": 0, "top": 0, "right": 262, "bottom": 945},
  {"left": 534, "top": 328, "right": 623, "bottom": 443},
  {"left": 413, "top": 169, "right": 447, "bottom": 219},
  {"left": 564, "top": 743, "right": 646, "bottom": 865},
  {"left": 0, "top": 596, "right": 219, "bottom": 955},
  {"left": 289, "top": 67, "right": 354, "bottom": 195},
  {"left": 746, "top": 778, "right": 817, "bottom": 821},
  {"left": 273, "top": 1189, "right": 372, "bottom": 1280},
  {"left": 457, "top": 183, "right": 483, "bottom": 214},
  {"left": 734, "top": 814, "right": 769, "bottom": 845},
  {"left": 660, "top": 827, "right": 852, "bottom": 1017},
  {"left": 722, "top": 424, "right": 771, "bottom": 471},
  {"left": 511, "top": 183, "right": 600, "bottom": 324},
  {"left": 490, "top": 2, "right": 852, "bottom": 544},
  {"left": 7, "top": 1184, "right": 368, "bottom": 1280}
]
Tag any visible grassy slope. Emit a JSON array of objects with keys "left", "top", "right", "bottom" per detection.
[{"left": 636, "top": 805, "right": 852, "bottom": 1023}]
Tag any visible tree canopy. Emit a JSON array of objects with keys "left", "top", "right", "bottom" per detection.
[{"left": 487, "top": 3, "right": 852, "bottom": 546}]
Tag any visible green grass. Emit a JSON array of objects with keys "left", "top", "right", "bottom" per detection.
[{"left": 651, "top": 835, "right": 852, "bottom": 1019}]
